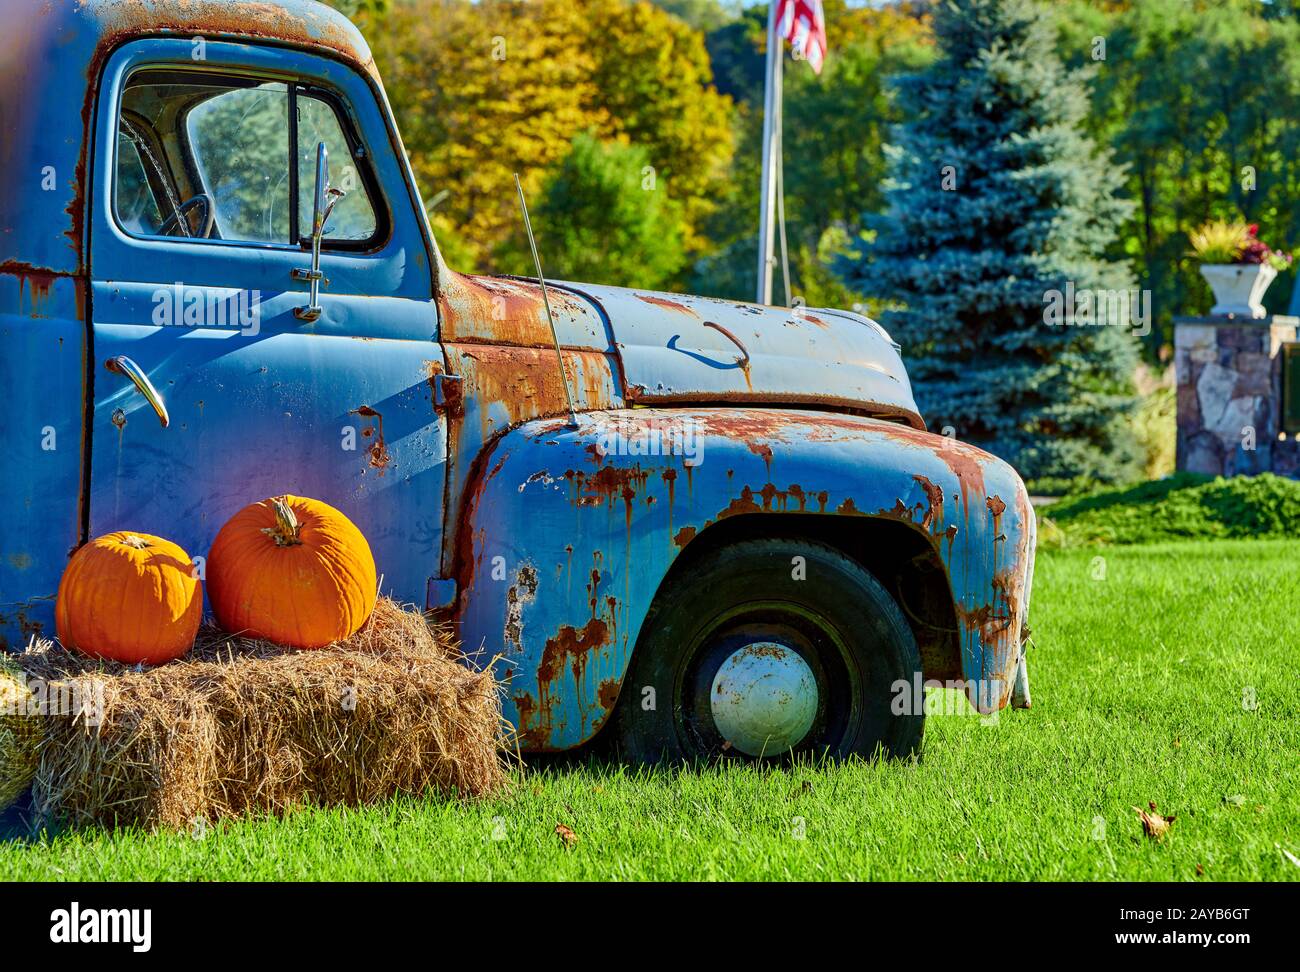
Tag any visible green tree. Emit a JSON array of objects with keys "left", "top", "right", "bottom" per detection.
[
  {"left": 375, "top": 0, "right": 606, "bottom": 268},
  {"left": 839, "top": 0, "right": 1141, "bottom": 484},
  {"left": 701, "top": 4, "right": 769, "bottom": 103},
  {"left": 692, "top": 11, "right": 932, "bottom": 306},
  {"left": 1068, "top": 0, "right": 1300, "bottom": 352},
  {"left": 506, "top": 132, "right": 687, "bottom": 289},
  {"left": 373, "top": 0, "right": 731, "bottom": 275},
  {"left": 649, "top": 0, "right": 741, "bottom": 32},
  {"left": 588, "top": 0, "right": 735, "bottom": 254}
]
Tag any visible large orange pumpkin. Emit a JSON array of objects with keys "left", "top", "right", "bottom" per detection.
[
  {"left": 55, "top": 532, "right": 203, "bottom": 664},
  {"left": 207, "top": 495, "right": 376, "bottom": 648}
]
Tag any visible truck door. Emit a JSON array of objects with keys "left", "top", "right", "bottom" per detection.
[{"left": 86, "top": 39, "right": 448, "bottom": 607}]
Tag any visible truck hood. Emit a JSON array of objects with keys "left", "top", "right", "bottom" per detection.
[{"left": 553, "top": 280, "right": 924, "bottom": 429}]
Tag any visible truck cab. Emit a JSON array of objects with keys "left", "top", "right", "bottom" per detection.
[{"left": 0, "top": 0, "right": 1035, "bottom": 761}]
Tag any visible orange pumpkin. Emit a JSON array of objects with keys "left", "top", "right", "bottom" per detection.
[
  {"left": 207, "top": 495, "right": 376, "bottom": 649},
  {"left": 55, "top": 532, "right": 203, "bottom": 664}
]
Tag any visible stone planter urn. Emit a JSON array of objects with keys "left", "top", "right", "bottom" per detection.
[{"left": 1200, "top": 262, "right": 1277, "bottom": 318}]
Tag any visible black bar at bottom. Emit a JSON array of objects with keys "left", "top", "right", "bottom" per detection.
[{"left": 0, "top": 881, "right": 1287, "bottom": 958}]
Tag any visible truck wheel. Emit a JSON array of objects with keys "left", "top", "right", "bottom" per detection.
[{"left": 610, "top": 538, "right": 924, "bottom": 764}]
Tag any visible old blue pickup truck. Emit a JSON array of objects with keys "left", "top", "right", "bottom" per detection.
[{"left": 0, "top": 0, "right": 1034, "bottom": 761}]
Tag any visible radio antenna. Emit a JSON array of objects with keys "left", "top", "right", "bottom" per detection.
[{"left": 514, "top": 173, "right": 578, "bottom": 429}]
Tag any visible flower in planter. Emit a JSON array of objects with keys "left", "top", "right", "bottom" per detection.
[
  {"left": 1189, "top": 220, "right": 1291, "bottom": 269},
  {"left": 1241, "top": 224, "right": 1269, "bottom": 263},
  {"left": 1189, "top": 219, "right": 1290, "bottom": 318},
  {"left": 1188, "top": 220, "right": 1249, "bottom": 264},
  {"left": 1241, "top": 224, "right": 1293, "bottom": 271}
]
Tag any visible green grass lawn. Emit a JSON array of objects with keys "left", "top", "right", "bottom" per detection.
[{"left": 2, "top": 539, "right": 1297, "bottom": 881}]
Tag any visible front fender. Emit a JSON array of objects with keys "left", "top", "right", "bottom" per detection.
[{"left": 454, "top": 407, "right": 1035, "bottom": 750}]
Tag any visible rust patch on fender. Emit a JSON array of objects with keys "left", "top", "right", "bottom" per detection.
[
  {"left": 661, "top": 468, "right": 677, "bottom": 506},
  {"left": 514, "top": 692, "right": 537, "bottom": 728},
  {"left": 597, "top": 677, "right": 621, "bottom": 711},
  {"left": 538, "top": 618, "right": 611, "bottom": 685},
  {"left": 531, "top": 615, "right": 614, "bottom": 744},
  {"left": 718, "top": 485, "right": 762, "bottom": 519},
  {"left": 565, "top": 464, "right": 650, "bottom": 525},
  {"left": 914, "top": 475, "right": 945, "bottom": 532},
  {"left": 673, "top": 525, "right": 697, "bottom": 548},
  {"left": 504, "top": 564, "right": 539, "bottom": 653},
  {"left": 991, "top": 566, "right": 1022, "bottom": 622},
  {"left": 878, "top": 497, "right": 913, "bottom": 522},
  {"left": 934, "top": 447, "right": 986, "bottom": 509},
  {"left": 871, "top": 424, "right": 991, "bottom": 508}
]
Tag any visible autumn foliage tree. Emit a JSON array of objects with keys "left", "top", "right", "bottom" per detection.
[{"left": 372, "top": 0, "right": 733, "bottom": 277}]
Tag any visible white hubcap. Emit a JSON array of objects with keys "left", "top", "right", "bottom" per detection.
[{"left": 709, "top": 642, "right": 818, "bottom": 756}]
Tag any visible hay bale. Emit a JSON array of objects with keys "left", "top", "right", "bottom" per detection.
[
  {"left": 18, "top": 598, "right": 507, "bottom": 830},
  {"left": 0, "top": 656, "right": 42, "bottom": 809}
]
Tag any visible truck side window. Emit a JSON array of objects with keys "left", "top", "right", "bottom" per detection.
[
  {"left": 115, "top": 122, "right": 165, "bottom": 235},
  {"left": 296, "top": 94, "right": 378, "bottom": 242},
  {"left": 113, "top": 69, "right": 381, "bottom": 248},
  {"left": 186, "top": 82, "right": 292, "bottom": 243}
]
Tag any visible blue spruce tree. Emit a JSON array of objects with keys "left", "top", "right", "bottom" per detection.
[{"left": 839, "top": 0, "right": 1140, "bottom": 484}]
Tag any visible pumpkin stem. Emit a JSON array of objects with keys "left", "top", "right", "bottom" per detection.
[
  {"left": 121, "top": 535, "right": 151, "bottom": 550},
  {"left": 261, "top": 496, "right": 303, "bottom": 547}
]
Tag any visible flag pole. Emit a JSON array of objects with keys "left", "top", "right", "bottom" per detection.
[{"left": 756, "top": 0, "right": 782, "bottom": 305}]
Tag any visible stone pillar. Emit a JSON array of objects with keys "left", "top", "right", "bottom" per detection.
[{"left": 1173, "top": 316, "right": 1298, "bottom": 477}]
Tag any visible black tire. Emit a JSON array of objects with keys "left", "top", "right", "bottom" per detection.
[{"left": 610, "top": 538, "right": 924, "bottom": 764}]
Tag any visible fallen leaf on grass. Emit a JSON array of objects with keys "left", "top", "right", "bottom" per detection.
[
  {"left": 1132, "top": 802, "right": 1175, "bottom": 842},
  {"left": 555, "top": 823, "right": 578, "bottom": 849},
  {"left": 1277, "top": 844, "right": 1300, "bottom": 869},
  {"left": 1223, "top": 794, "right": 1246, "bottom": 807}
]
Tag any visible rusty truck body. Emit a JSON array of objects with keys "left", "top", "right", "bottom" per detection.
[{"left": 0, "top": 0, "right": 1035, "bottom": 761}]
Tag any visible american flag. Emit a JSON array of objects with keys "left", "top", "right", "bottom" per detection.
[{"left": 776, "top": 0, "right": 827, "bottom": 75}]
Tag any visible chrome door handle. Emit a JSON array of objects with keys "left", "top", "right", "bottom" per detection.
[{"left": 105, "top": 356, "right": 169, "bottom": 428}]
